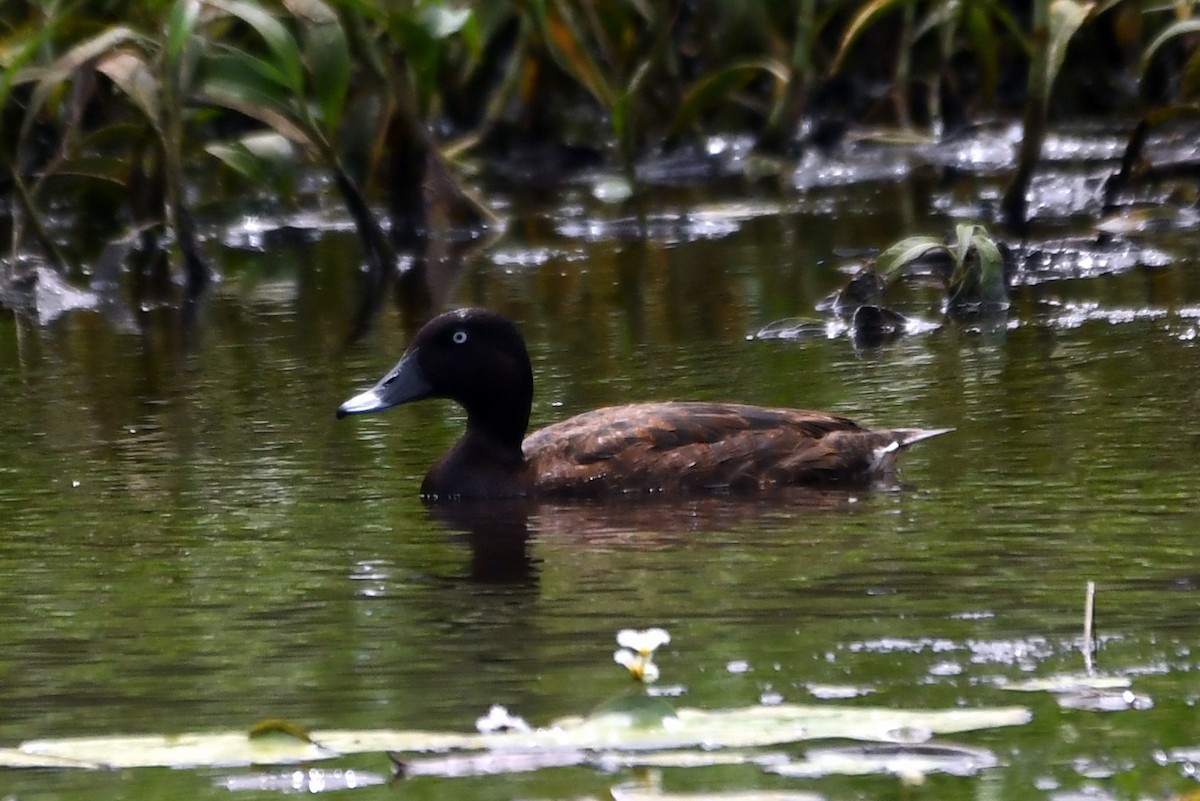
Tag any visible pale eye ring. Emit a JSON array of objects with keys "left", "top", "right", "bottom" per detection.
[{"left": 451, "top": 329, "right": 468, "bottom": 344}]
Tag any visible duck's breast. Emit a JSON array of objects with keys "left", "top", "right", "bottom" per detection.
[{"left": 521, "top": 401, "right": 890, "bottom": 494}]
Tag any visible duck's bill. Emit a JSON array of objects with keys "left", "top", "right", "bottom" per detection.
[{"left": 336, "top": 350, "right": 433, "bottom": 418}]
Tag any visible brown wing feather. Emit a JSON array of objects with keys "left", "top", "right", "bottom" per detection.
[{"left": 522, "top": 402, "right": 898, "bottom": 494}]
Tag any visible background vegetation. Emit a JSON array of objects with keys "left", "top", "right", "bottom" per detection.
[{"left": 1, "top": 0, "right": 1198, "bottom": 311}]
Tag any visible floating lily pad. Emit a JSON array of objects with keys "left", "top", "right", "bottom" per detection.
[
  {"left": 7, "top": 703, "right": 1031, "bottom": 771},
  {"left": 1055, "top": 689, "right": 1153, "bottom": 712},
  {"left": 1000, "top": 674, "right": 1131, "bottom": 693},
  {"left": 766, "top": 742, "right": 999, "bottom": 779},
  {"left": 610, "top": 787, "right": 823, "bottom": 801}
]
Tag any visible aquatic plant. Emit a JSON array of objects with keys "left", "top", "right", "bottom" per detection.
[
  {"left": 1, "top": 0, "right": 1194, "bottom": 318},
  {"left": 1, "top": 0, "right": 490, "bottom": 310},
  {"left": 876, "top": 223, "right": 1008, "bottom": 311}
]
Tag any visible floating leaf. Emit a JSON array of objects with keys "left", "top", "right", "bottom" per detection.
[
  {"left": 767, "top": 742, "right": 999, "bottom": 779},
  {"left": 1055, "top": 688, "right": 1153, "bottom": 712},
  {"left": 609, "top": 790, "right": 821, "bottom": 801},
  {"left": 589, "top": 693, "right": 678, "bottom": 727},
  {"left": 1000, "top": 674, "right": 1131, "bottom": 693},
  {"left": 8, "top": 702, "right": 1029, "bottom": 771},
  {"left": 18, "top": 730, "right": 337, "bottom": 770}
]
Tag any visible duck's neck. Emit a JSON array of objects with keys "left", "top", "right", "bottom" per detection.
[
  {"left": 464, "top": 415, "right": 526, "bottom": 460},
  {"left": 422, "top": 424, "right": 529, "bottom": 499},
  {"left": 464, "top": 391, "right": 530, "bottom": 458}
]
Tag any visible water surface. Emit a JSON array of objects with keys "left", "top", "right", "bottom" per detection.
[{"left": 2, "top": 165, "right": 1200, "bottom": 799}]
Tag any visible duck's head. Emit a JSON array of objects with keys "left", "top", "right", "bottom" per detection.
[{"left": 337, "top": 308, "right": 534, "bottom": 448}]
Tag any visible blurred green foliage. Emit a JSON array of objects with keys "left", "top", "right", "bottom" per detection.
[{"left": 0, "top": 0, "right": 1195, "bottom": 282}]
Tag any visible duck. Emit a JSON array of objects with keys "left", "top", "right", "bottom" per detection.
[{"left": 337, "top": 308, "right": 952, "bottom": 499}]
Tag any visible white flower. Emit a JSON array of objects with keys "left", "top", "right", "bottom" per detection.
[
  {"left": 613, "top": 628, "right": 670, "bottom": 683},
  {"left": 613, "top": 648, "right": 661, "bottom": 683},
  {"left": 475, "top": 704, "right": 531, "bottom": 734},
  {"left": 613, "top": 649, "right": 639, "bottom": 672},
  {"left": 616, "top": 627, "right": 670, "bottom": 656}
]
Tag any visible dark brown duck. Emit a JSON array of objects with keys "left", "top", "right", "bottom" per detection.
[{"left": 337, "top": 308, "right": 952, "bottom": 499}]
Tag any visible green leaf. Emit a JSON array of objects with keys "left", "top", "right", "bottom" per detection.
[
  {"left": 541, "top": 2, "right": 614, "bottom": 108},
  {"left": 206, "top": 0, "right": 304, "bottom": 94},
  {"left": 1141, "top": 18, "right": 1200, "bottom": 76},
  {"left": 1045, "top": 0, "right": 1090, "bottom": 93},
  {"left": 166, "top": 0, "right": 201, "bottom": 67},
  {"left": 95, "top": 50, "right": 161, "bottom": 128},
  {"left": 875, "top": 236, "right": 947, "bottom": 282},
  {"left": 205, "top": 131, "right": 298, "bottom": 181},
  {"left": 19, "top": 26, "right": 141, "bottom": 146},
  {"left": 198, "top": 52, "right": 314, "bottom": 146},
  {"left": 947, "top": 224, "right": 1007, "bottom": 307},
  {"left": 830, "top": 0, "right": 908, "bottom": 75},
  {"left": 303, "top": 19, "right": 350, "bottom": 131},
  {"left": 965, "top": 5, "right": 999, "bottom": 104},
  {"left": 667, "top": 59, "right": 788, "bottom": 142},
  {"left": 0, "top": 17, "right": 54, "bottom": 112},
  {"left": 199, "top": 48, "right": 300, "bottom": 117},
  {"left": 280, "top": 0, "right": 339, "bottom": 25},
  {"left": 43, "top": 154, "right": 131, "bottom": 185},
  {"left": 969, "top": 229, "right": 1006, "bottom": 304},
  {"left": 952, "top": 222, "right": 977, "bottom": 269}
]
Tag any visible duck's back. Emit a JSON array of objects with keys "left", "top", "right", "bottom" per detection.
[{"left": 521, "top": 401, "right": 914, "bottom": 494}]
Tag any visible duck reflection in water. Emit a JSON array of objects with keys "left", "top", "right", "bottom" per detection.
[{"left": 428, "top": 489, "right": 873, "bottom": 584}]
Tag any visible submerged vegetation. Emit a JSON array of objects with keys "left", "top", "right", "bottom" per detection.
[{"left": 0, "top": 0, "right": 1198, "bottom": 321}]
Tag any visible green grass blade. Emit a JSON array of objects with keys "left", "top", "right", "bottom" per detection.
[
  {"left": 876, "top": 236, "right": 947, "bottom": 282},
  {"left": 95, "top": 50, "right": 161, "bottom": 129},
  {"left": 1045, "top": 0, "right": 1089, "bottom": 93},
  {"left": 166, "top": 0, "right": 201, "bottom": 66},
  {"left": 206, "top": 0, "right": 304, "bottom": 94},
  {"left": 18, "top": 26, "right": 141, "bottom": 151},
  {"left": 830, "top": 0, "right": 908, "bottom": 75},
  {"left": 1142, "top": 19, "right": 1200, "bottom": 75},
  {"left": 667, "top": 58, "right": 788, "bottom": 142},
  {"left": 292, "top": 0, "right": 350, "bottom": 132},
  {"left": 198, "top": 51, "right": 313, "bottom": 145}
]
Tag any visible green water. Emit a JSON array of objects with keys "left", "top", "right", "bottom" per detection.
[{"left": 2, "top": 187, "right": 1200, "bottom": 799}]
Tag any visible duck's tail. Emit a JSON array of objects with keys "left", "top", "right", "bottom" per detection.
[{"left": 870, "top": 427, "right": 955, "bottom": 473}]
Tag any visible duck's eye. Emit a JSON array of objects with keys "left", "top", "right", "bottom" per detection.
[{"left": 451, "top": 329, "right": 469, "bottom": 345}]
